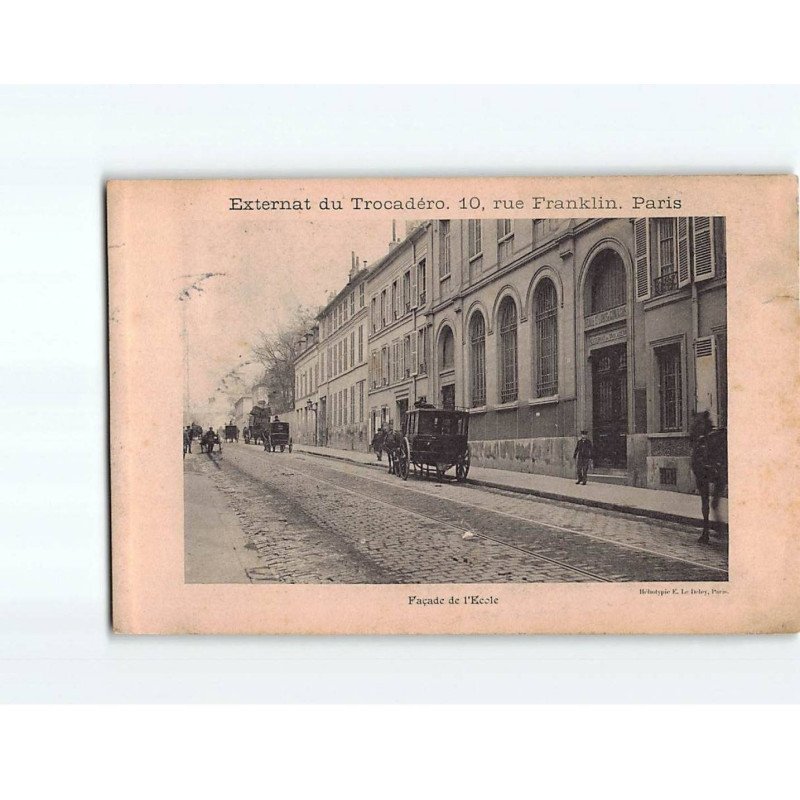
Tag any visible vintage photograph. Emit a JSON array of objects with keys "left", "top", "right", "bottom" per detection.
[{"left": 181, "top": 214, "right": 729, "bottom": 585}]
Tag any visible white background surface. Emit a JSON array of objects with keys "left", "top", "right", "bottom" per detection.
[{"left": 1, "top": 85, "right": 799, "bottom": 703}]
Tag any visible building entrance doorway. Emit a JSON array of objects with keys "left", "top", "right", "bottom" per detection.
[
  {"left": 591, "top": 343, "right": 628, "bottom": 467},
  {"left": 396, "top": 398, "right": 408, "bottom": 428},
  {"left": 441, "top": 384, "right": 455, "bottom": 409}
]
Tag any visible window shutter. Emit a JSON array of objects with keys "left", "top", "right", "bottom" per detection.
[
  {"left": 692, "top": 217, "right": 716, "bottom": 282},
  {"left": 677, "top": 217, "right": 691, "bottom": 287},
  {"left": 410, "top": 263, "right": 418, "bottom": 308},
  {"left": 410, "top": 331, "right": 418, "bottom": 375},
  {"left": 694, "top": 336, "right": 718, "bottom": 425},
  {"left": 634, "top": 218, "right": 651, "bottom": 301}
]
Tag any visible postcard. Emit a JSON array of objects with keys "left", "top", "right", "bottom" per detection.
[{"left": 108, "top": 175, "right": 799, "bottom": 633}]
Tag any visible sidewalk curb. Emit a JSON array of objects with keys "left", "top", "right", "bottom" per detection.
[
  {"left": 294, "top": 445, "right": 386, "bottom": 471},
  {"left": 294, "top": 446, "right": 721, "bottom": 531}
]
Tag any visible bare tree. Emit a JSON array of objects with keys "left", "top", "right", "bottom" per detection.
[{"left": 252, "top": 306, "right": 316, "bottom": 413}]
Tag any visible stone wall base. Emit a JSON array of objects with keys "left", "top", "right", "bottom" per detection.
[
  {"left": 469, "top": 437, "right": 578, "bottom": 479},
  {"left": 646, "top": 456, "right": 695, "bottom": 494}
]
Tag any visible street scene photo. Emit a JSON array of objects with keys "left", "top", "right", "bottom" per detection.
[{"left": 183, "top": 216, "right": 729, "bottom": 584}]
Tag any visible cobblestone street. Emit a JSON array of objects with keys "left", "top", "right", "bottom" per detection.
[{"left": 184, "top": 443, "right": 729, "bottom": 584}]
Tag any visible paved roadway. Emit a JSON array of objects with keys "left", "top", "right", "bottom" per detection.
[{"left": 184, "top": 442, "right": 729, "bottom": 584}]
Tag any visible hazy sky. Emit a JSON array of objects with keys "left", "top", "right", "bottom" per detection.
[{"left": 182, "top": 216, "right": 397, "bottom": 424}]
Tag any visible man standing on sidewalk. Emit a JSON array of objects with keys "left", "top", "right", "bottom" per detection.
[{"left": 573, "top": 430, "right": 593, "bottom": 485}]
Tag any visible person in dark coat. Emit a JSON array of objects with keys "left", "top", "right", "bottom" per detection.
[
  {"left": 573, "top": 430, "right": 593, "bottom": 485},
  {"left": 690, "top": 410, "right": 726, "bottom": 543},
  {"left": 371, "top": 426, "right": 386, "bottom": 461}
]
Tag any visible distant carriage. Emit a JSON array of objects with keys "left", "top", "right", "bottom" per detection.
[
  {"left": 200, "top": 429, "right": 220, "bottom": 454},
  {"left": 224, "top": 424, "right": 239, "bottom": 443},
  {"left": 392, "top": 405, "right": 471, "bottom": 482},
  {"left": 246, "top": 404, "right": 271, "bottom": 445},
  {"left": 264, "top": 420, "right": 292, "bottom": 453}
]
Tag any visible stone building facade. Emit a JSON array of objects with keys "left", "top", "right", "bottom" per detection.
[
  {"left": 366, "top": 223, "right": 433, "bottom": 436},
  {"left": 233, "top": 395, "right": 252, "bottom": 430},
  {"left": 294, "top": 261, "right": 370, "bottom": 450},
  {"left": 293, "top": 326, "right": 319, "bottom": 445},
  {"left": 294, "top": 215, "right": 727, "bottom": 493}
]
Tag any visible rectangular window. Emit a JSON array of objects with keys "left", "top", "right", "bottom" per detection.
[
  {"left": 350, "top": 291, "right": 355, "bottom": 316},
  {"left": 371, "top": 297, "right": 377, "bottom": 332},
  {"left": 343, "top": 387, "right": 348, "bottom": 425},
  {"left": 350, "top": 384, "right": 356, "bottom": 423},
  {"left": 497, "top": 219, "right": 513, "bottom": 262},
  {"left": 358, "top": 325, "right": 363, "bottom": 362},
  {"left": 417, "top": 258, "right": 427, "bottom": 306},
  {"left": 403, "top": 335, "right": 411, "bottom": 378},
  {"left": 402, "top": 270, "right": 411, "bottom": 311},
  {"left": 350, "top": 331, "right": 355, "bottom": 369},
  {"left": 653, "top": 218, "right": 677, "bottom": 296},
  {"left": 418, "top": 327, "right": 428, "bottom": 374},
  {"left": 439, "top": 221, "right": 451, "bottom": 278},
  {"left": 391, "top": 280, "right": 398, "bottom": 319},
  {"left": 359, "top": 283, "right": 365, "bottom": 308},
  {"left": 468, "top": 219, "right": 482, "bottom": 259},
  {"left": 657, "top": 343, "right": 683, "bottom": 431},
  {"left": 359, "top": 381, "right": 365, "bottom": 422},
  {"left": 380, "top": 290, "right": 387, "bottom": 327},
  {"left": 371, "top": 351, "right": 378, "bottom": 389}
]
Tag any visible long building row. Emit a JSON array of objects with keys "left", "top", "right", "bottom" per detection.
[{"left": 293, "top": 216, "right": 727, "bottom": 493}]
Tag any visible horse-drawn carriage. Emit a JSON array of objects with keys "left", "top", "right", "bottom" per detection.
[
  {"left": 389, "top": 405, "right": 471, "bottom": 482},
  {"left": 199, "top": 428, "right": 221, "bottom": 454},
  {"left": 245, "top": 404, "right": 271, "bottom": 445},
  {"left": 264, "top": 420, "right": 292, "bottom": 453},
  {"left": 224, "top": 424, "right": 239, "bottom": 443}
]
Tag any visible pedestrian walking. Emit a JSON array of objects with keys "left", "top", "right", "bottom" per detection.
[
  {"left": 371, "top": 426, "right": 386, "bottom": 461},
  {"left": 573, "top": 430, "right": 593, "bottom": 485}
]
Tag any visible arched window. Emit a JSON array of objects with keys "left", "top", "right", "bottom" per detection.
[
  {"left": 498, "top": 297, "right": 518, "bottom": 403},
  {"left": 589, "top": 250, "right": 626, "bottom": 314},
  {"left": 469, "top": 312, "right": 486, "bottom": 407},
  {"left": 534, "top": 279, "right": 558, "bottom": 397},
  {"left": 439, "top": 326, "right": 454, "bottom": 371}
]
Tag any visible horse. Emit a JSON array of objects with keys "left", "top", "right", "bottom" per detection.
[
  {"left": 691, "top": 427, "right": 727, "bottom": 543},
  {"left": 371, "top": 429, "right": 386, "bottom": 461},
  {"left": 382, "top": 429, "right": 404, "bottom": 475}
]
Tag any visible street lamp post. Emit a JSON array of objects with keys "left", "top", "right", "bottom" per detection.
[{"left": 306, "top": 399, "right": 318, "bottom": 446}]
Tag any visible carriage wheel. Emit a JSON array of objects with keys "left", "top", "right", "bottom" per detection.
[
  {"left": 398, "top": 439, "right": 410, "bottom": 481},
  {"left": 456, "top": 445, "right": 471, "bottom": 482}
]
